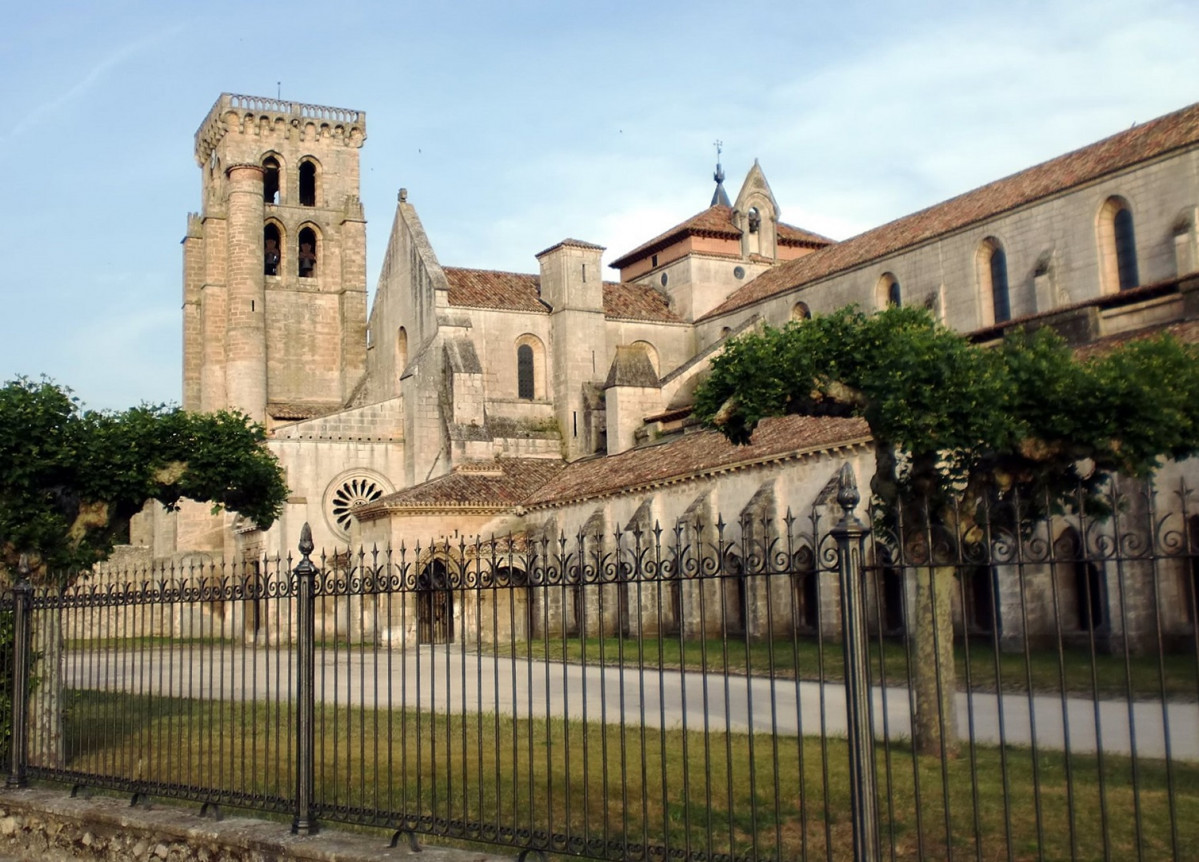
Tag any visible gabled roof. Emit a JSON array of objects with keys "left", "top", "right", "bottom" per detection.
[
  {"left": 609, "top": 205, "right": 833, "bottom": 270},
  {"left": 442, "top": 266, "right": 681, "bottom": 322},
  {"left": 523, "top": 415, "right": 871, "bottom": 507},
  {"left": 361, "top": 458, "right": 565, "bottom": 515},
  {"left": 700, "top": 101, "right": 1199, "bottom": 321}
]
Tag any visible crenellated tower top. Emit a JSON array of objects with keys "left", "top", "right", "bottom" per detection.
[{"left": 194, "top": 92, "right": 366, "bottom": 166}]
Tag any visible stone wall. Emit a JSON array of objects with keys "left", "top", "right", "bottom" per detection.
[{"left": 0, "top": 788, "right": 509, "bottom": 862}]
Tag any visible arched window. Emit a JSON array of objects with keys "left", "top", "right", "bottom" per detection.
[
  {"left": 631, "top": 340, "right": 659, "bottom": 376},
  {"left": 396, "top": 327, "right": 408, "bottom": 374},
  {"left": 877, "top": 273, "right": 901, "bottom": 309},
  {"left": 1114, "top": 208, "right": 1138, "bottom": 290},
  {"left": 791, "top": 301, "right": 811, "bottom": 322},
  {"left": 263, "top": 223, "right": 282, "bottom": 276},
  {"left": 514, "top": 334, "right": 545, "bottom": 400},
  {"left": 262, "top": 156, "right": 280, "bottom": 204},
  {"left": 720, "top": 327, "right": 733, "bottom": 339},
  {"left": 298, "top": 226, "right": 317, "bottom": 278},
  {"left": 978, "top": 237, "right": 1011, "bottom": 325},
  {"left": 299, "top": 159, "right": 318, "bottom": 207},
  {"left": 1098, "top": 197, "right": 1139, "bottom": 293},
  {"left": 517, "top": 344, "right": 534, "bottom": 399}
]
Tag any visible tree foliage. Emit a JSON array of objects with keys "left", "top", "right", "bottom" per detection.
[
  {"left": 696, "top": 305, "right": 1199, "bottom": 520},
  {"left": 0, "top": 378, "right": 288, "bottom": 579}
]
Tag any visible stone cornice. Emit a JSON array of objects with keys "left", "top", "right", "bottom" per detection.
[{"left": 195, "top": 93, "right": 367, "bottom": 165}]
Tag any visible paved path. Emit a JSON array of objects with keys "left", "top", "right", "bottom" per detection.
[{"left": 64, "top": 645, "right": 1199, "bottom": 761}]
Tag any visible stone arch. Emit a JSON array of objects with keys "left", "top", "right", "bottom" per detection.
[
  {"left": 263, "top": 219, "right": 284, "bottom": 276},
  {"left": 515, "top": 333, "right": 546, "bottom": 400},
  {"left": 790, "top": 301, "right": 811, "bottom": 322},
  {"left": 1097, "top": 196, "right": 1139, "bottom": 293},
  {"left": 977, "top": 236, "right": 1011, "bottom": 326},
  {"left": 630, "top": 340, "right": 659, "bottom": 376},
  {"left": 298, "top": 157, "right": 320, "bottom": 207},
  {"left": 876, "top": 272, "right": 901, "bottom": 309},
  {"left": 297, "top": 224, "right": 320, "bottom": 278},
  {"left": 720, "top": 326, "right": 733, "bottom": 339}
]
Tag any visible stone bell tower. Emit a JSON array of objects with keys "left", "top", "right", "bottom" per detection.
[{"left": 182, "top": 93, "right": 368, "bottom": 426}]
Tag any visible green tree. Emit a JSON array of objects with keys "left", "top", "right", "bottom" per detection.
[
  {"left": 0, "top": 377, "right": 288, "bottom": 765},
  {"left": 695, "top": 306, "right": 1199, "bottom": 756}
]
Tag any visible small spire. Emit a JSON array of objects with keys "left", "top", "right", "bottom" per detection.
[{"left": 711, "top": 139, "right": 731, "bottom": 207}]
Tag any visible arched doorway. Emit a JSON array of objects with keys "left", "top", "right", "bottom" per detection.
[{"left": 417, "top": 561, "right": 454, "bottom": 644}]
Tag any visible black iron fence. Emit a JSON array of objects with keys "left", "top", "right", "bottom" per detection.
[{"left": 5, "top": 467, "right": 1199, "bottom": 860}]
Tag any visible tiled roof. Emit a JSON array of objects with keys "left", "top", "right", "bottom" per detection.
[
  {"left": 609, "top": 205, "right": 833, "bottom": 269},
  {"left": 536, "top": 238, "right": 606, "bottom": 257},
  {"left": 602, "top": 281, "right": 681, "bottom": 322},
  {"left": 700, "top": 101, "right": 1199, "bottom": 321},
  {"left": 444, "top": 268, "right": 548, "bottom": 313},
  {"left": 444, "top": 266, "right": 681, "bottom": 322},
  {"left": 523, "top": 415, "right": 871, "bottom": 507},
  {"left": 363, "top": 459, "right": 565, "bottom": 514},
  {"left": 267, "top": 401, "right": 342, "bottom": 421}
]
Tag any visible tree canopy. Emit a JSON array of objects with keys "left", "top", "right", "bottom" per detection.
[
  {"left": 695, "top": 305, "right": 1199, "bottom": 518},
  {"left": 0, "top": 378, "right": 288, "bottom": 578}
]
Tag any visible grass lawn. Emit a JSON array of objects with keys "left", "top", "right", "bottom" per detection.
[
  {"left": 49, "top": 688, "right": 1199, "bottom": 861},
  {"left": 484, "top": 635, "right": 1199, "bottom": 701}
]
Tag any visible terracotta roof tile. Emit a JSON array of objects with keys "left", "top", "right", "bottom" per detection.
[
  {"left": 444, "top": 266, "right": 680, "bottom": 322},
  {"left": 444, "top": 268, "right": 548, "bottom": 313},
  {"left": 523, "top": 415, "right": 871, "bottom": 507},
  {"left": 700, "top": 102, "right": 1199, "bottom": 321},
  {"left": 602, "top": 281, "right": 681, "bottom": 322},
  {"left": 364, "top": 459, "right": 566, "bottom": 513},
  {"left": 609, "top": 205, "right": 833, "bottom": 269},
  {"left": 267, "top": 401, "right": 342, "bottom": 421}
]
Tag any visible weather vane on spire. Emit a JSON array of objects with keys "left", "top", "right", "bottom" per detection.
[{"left": 711, "top": 139, "right": 730, "bottom": 207}]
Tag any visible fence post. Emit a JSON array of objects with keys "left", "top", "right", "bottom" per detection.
[
  {"left": 832, "top": 463, "right": 879, "bottom": 862},
  {"left": 6, "top": 557, "right": 31, "bottom": 790},
  {"left": 292, "top": 524, "right": 318, "bottom": 835}
]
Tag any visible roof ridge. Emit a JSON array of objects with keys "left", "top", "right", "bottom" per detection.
[{"left": 699, "top": 100, "right": 1199, "bottom": 321}]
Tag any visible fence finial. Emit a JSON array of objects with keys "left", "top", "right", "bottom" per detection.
[
  {"left": 837, "top": 462, "right": 860, "bottom": 512},
  {"left": 299, "top": 523, "right": 314, "bottom": 558}
]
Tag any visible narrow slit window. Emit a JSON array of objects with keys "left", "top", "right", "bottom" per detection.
[{"left": 990, "top": 246, "right": 1011, "bottom": 323}]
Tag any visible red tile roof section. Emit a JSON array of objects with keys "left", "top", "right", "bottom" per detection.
[
  {"left": 603, "top": 282, "right": 681, "bottom": 322},
  {"left": 609, "top": 205, "right": 833, "bottom": 269},
  {"left": 366, "top": 459, "right": 566, "bottom": 511},
  {"left": 443, "top": 266, "right": 681, "bottom": 322},
  {"left": 444, "top": 268, "right": 547, "bottom": 313},
  {"left": 700, "top": 101, "right": 1199, "bottom": 321},
  {"left": 523, "top": 415, "right": 871, "bottom": 507}
]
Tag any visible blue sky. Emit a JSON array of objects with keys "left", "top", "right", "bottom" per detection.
[{"left": 3, "top": 0, "right": 1198, "bottom": 410}]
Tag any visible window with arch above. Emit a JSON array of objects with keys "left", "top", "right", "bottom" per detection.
[
  {"left": 262, "top": 156, "right": 280, "bottom": 204},
  {"left": 1098, "top": 197, "right": 1139, "bottom": 293},
  {"left": 263, "top": 223, "right": 282, "bottom": 276},
  {"left": 517, "top": 344, "right": 535, "bottom": 400},
  {"left": 298, "top": 226, "right": 317, "bottom": 278},
  {"left": 877, "top": 273, "right": 901, "bottom": 309},
  {"left": 978, "top": 238, "right": 1011, "bottom": 325},
  {"left": 791, "top": 301, "right": 811, "bottom": 322},
  {"left": 299, "top": 159, "right": 317, "bottom": 207}
]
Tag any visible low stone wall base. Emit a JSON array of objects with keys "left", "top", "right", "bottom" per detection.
[{"left": 0, "top": 788, "right": 511, "bottom": 862}]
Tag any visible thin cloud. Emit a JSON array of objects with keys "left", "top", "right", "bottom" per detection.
[{"left": 2, "top": 23, "right": 185, "bottom": 147}]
